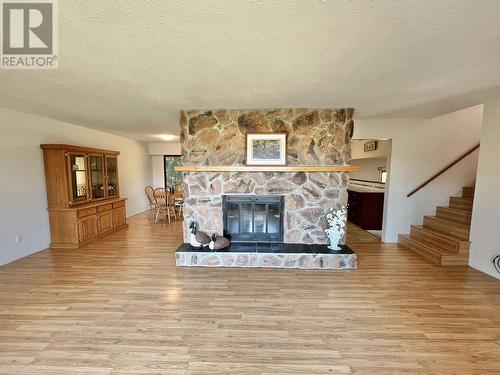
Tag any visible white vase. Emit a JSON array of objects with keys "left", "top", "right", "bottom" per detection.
[
  {"left": 325, "top": 207, "right": 347, "bottom": 251},
  {"left": 326, "top": 229, "right": 342, "bottom": 250}
]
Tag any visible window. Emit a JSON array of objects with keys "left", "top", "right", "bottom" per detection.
[
  {"left": 163, "top": 155, "right": 183, "bottom": 192},
  {"left": 378, "top": 167, "right": 387, "bottom": 183}
]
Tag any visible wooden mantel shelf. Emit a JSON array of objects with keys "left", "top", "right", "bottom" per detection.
[{"left": 174, "top": 165, "right": 359, "bottom": 173}]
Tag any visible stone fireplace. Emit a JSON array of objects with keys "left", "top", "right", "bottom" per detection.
[{"left": 180, "top": 108, "right": 354, "bottom": 244}]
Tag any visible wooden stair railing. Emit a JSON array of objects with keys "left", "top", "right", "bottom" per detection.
[{"left": 407, "top": 144, "right": 480, "bottom": 198}]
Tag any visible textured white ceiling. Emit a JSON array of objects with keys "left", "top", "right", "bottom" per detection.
[{"left": 1, "top": 0, "right": 500, "bottom": 141}]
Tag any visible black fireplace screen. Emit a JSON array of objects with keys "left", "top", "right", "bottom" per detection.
[{"left": 223, "top": 195, "right": 284, "bottom": 242}]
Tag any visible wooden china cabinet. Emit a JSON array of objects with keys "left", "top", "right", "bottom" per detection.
[{"left": 41, "top": 144, "right": 128, "bottom": 249}]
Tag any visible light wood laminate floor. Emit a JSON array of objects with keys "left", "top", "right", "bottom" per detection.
[
  {"left": 346, "top": 222, "right": 381, "bottom": 244},
  {"left": 0, "top": 212, "right": 499, "bottom": 374}
]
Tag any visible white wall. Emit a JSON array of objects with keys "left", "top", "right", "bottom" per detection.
[
  {"left": 148, "top": 142, "right": 181, "bottom": 155},
  {"left": 354, "top": 104, "right": 483, "bottom": 242},
  {"left": 351, "top": 139, "right": 390, "bottom": 160},
  {"left": 148, "top": 142, "right": 181, "bottom": 189},
  {"left": 151, "top": 155, "right": 165, "bottom": 188},
  {"left": 350, "top": 139, "right": 389, "bottom": 181},
  {"left": 469, "top": 93, "right": 500, "bottom": 280},
  {"left": 0, "top": 107, "right": 152, "bottom": 266},
  {"left": 351, "top": 158, "right": 387, "bottom": 181}
]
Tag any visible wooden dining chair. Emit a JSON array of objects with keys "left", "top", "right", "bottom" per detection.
[
  {"left": 153, "top": 188, "right": 177, "bottom": 223},
  {"left": 144, "top": 186, "right": 157, "bottom": 220},
  {"left": 173, "top": 190, "right": 184, "bottom": 217}
]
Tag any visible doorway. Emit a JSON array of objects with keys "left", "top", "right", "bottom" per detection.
[{"left": 346, "top": 139, "right": 391, "bottom": 244}]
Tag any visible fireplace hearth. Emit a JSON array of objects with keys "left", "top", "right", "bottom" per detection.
[
  {"left": 175, "top": 242, "right": 357, "bottom": 269},
  {"left": 223, "top": 195, "right": 284, "bottom": 242}
]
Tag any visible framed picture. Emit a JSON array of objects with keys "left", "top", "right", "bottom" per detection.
[
  {"left": 245, "top": 133, "right": 287, "bottom": 166},
  {"left": 364, "top": 140, "right": 377, "bottom": 152}
]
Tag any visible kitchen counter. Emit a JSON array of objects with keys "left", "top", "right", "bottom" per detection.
[{"left": 347, "top": 184, "right": 385, "bottom": 193}]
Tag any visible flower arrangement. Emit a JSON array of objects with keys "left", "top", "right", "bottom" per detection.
[{"left": 325, "top": 205, "right": 348, "bottom": 250}]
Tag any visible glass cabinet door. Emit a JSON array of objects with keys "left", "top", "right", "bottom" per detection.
[
  {"left": 89, "top": 154, "right": 105, "bottom": 200},
  {"left": 105, "top": 155, "right": 119, "bottom": 198},
  {"left": 68, "top": 153, "right": 89, "bottom": 204}
]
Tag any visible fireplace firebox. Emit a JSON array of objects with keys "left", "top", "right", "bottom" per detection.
[{"left": 222, "top": 195, "right": 284, "bottom": 242}]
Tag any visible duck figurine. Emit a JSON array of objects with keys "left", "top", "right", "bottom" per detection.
[
  {"left": 209, "top": 234, "right": 231, "bottom": 251},
  {"left": 188, "top": 222, "right": 210, "bottom": 248}
]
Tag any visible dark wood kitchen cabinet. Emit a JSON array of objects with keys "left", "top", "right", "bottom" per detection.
[{"left": 347, "top": 189, "right": 384, "bottom": 230}]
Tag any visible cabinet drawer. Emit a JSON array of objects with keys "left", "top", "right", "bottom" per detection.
[
  {"left": 77, "top": 207, "right": 96, "bottom": 218},
  {"left": 113, "top": 200, "right": 125, "bottom": 208},
  {"left": 97, "top": 203, "right": 113, "bottom": 213}
]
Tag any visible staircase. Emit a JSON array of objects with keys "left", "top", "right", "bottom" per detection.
[{"left": 398, "top": 186, "right": 474, "bottom": 266}]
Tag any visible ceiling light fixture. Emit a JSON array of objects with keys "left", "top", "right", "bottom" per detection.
[{"left": 160, "top": 134, "right": 178, "bottom": 142}]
